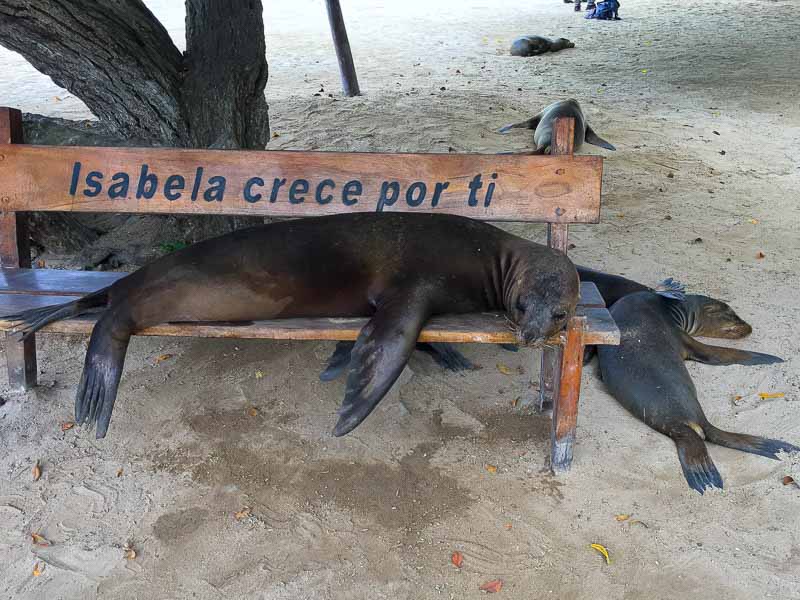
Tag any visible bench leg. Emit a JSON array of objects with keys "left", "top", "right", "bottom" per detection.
[
  {"left": 538, "top": 346, "right": 562, "bottom": 412},
  {"left": 550, "top": 317, "right": 586, "bottom": 474},
  {"left": 5, "top": 332, "right": 37, "bottom": 391}
]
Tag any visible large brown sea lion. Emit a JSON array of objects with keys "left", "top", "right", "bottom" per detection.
[
  {"left": 599, "top": 292, "right": 797, "bottom": 493},
  {"left": 8, "top": 213, "right": 579, "bottom": 439}
]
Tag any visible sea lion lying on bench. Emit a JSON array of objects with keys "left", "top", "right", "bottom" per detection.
[{"left": 7, "top": 213, "right": 579, "bottom": 439}]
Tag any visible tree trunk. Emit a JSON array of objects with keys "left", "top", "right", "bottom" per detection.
[
  {"left": 182, "top": 0, "right": 271, "bottom": 149},
  {"left": 0, "top": 0, "right": 271, "bottom": 263}
]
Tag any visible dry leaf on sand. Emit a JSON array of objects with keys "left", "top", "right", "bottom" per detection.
[{"left": 479, "top": 579, "right": 503, "bottom": 593}]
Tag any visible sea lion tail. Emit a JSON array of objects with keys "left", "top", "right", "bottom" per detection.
[
  {"left": 5, "top": 289, "right": 110, "bottom": 340},
  {"left": 704, "top": 425, "right": 800, "bottom": 460},
  {"left": 75, "top": 309, "right": 131, "bottom": 439},
  {"left": 653, "top": 277, "right": 686, "bottom": 300},
  {"left": 673, "top": 425, "right": 724, "bottom": 494}
]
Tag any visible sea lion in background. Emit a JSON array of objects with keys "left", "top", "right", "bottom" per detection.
[
  {"left": 510, "top": 36, "right": 575, "bottom": 57},
  {"left": 599, "top": 292, "right": 797, "bottom": 494},
  {"left": 7, "top": 213, "right": 579, "bottom": 439},
  {"left": 498, "top": 99, "right": 616, "bottom": 154}
]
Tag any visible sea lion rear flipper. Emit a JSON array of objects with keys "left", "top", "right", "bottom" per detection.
[
  {"left": 416, "top": 343, "right": 475, "bottom": 372},
  {"left": 683, "top": 336, "right": 784, "bottom": 366},
  {"left": 653, "top": 277, "right": 686, "bottom": 300},
  {"left": 672, "top": 425, "right": 723, "bottom": 494},
  {"left": 584, "top": 125, "right": 616, "bottom": 151},
  {"left": 333, "top": 288, "right": 432, "bottom": 436},
  {"left": 75, "top": 312, "right": 131, "bottom": 439},
  {"left": 5, "top": 289, "right": 109, "bottom": 340},
  {"left": 497, "top": 113, "right": 542, "bottom": 134},
  {"left": 319, "top": 341, "right": 356, "bottom": 382},
  {"left": 704, "top": 425, "right": 799, "bottom": 460}
]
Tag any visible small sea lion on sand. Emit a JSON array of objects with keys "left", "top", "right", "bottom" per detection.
[
  {"left": 498, "top": 99, "right": 615, "bottom": 154},
  {"left": 510, "top": 36, "right": 575, "bottom": 57},
  {"left": 599, "top": 292, "right": 797, "bottom": 493},
  {"left": 7, "top": 213, "right": 579, "bottom": 439}
]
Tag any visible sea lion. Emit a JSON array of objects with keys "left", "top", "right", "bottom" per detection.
[
  {"left": 510, "top": 36, "right": 575, "bottom": 57},
  {"left": 8, "top": 213, "right": 579, "bottom": 439},
  {"left": 598, "top": 292, "right": 797, "bottom": 493},
  {"left": 498, "top": 99, "right": 616, "bottom": 154},
  {"left": 320, "top": 265, "right": 684, "bottom": 376}
]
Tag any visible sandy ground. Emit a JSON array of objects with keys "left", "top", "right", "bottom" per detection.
[{"left": 2, "top": 0, "right": 800, "bottom": 598}]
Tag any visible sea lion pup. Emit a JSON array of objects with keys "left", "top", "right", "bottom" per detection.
[
  {"left": 498, "top": 99, "right": 616, "bottom": 154},
  {"left": 510, "top": 36, "right": 575, "bottom": 57},
  {"left": 598, "top": 292, "right": 797, "bottom": 494},
  {"left": 7, "top": 213, "right": 579, "bottom": 439}
]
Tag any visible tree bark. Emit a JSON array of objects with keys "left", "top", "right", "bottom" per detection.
[
  {"left": 182, "top": 0, "right": 271, "bottom": 149},
  {"left": 0, "top": 0, "right": 186, "bottom": 144},
  {"left": 0, "top": 1, "right": 271, "bottom": 148},
  {"left": 1, "top": 1, "right": 272, "bottom": 261}
]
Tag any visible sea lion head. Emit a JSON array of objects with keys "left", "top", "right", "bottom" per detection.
[
  {"left": 506, "top": 250, "right": 580, "bottom": 346},
  {"left": 677, "top": 295, "right": 752, "bottom": 339}
]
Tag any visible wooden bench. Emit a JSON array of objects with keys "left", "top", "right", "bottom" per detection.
[{"left": 0, "top": 106, "right": 619, "bottom": 473}]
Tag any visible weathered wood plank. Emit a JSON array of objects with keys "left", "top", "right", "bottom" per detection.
[
  {"left": 0, "top": 107, "right": 36, "bottom": 391},
  {"left": 577, "top": 281, "right": 604, "bottom": 308},
  {"left": 0, "top": 301, "right": 619, "bottom": 345},
  {"left": 540, "top": 117, "right": 576, "bottom": 412},
  {"left": 0, "top": 268, "right": 126, "bottom": 295},
  {"left": 551, "top": 316, "right": 586, "bottom": 473},
  {"left": 0, "top": 144, "right": 602, "bottom": 223}
]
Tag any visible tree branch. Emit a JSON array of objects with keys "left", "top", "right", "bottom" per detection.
[{"left": 0, "top": 0, "right": 187, "bottom": 144}]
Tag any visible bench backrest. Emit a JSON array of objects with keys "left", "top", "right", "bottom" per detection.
[
  {"left": 0, "top": 107, "right": 602, "bottom": 225},
  {"left": 0, "top": 107, "right": 601, "bottom": 269}
]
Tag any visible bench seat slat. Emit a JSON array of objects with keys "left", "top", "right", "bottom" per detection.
[{"left": 0, "top": 269, "right": 125, "bottom": 295}]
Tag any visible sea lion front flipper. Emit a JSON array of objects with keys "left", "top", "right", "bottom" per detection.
[
  {"left": 319, "top": 341, "right": 356, "bottom": 382},
  {"left": 75, "top": 312, "right": 131, "bottom": 439},
  {"left": 416, "top": 343, "right": 475, "bottom": 372},
  {"left": 333, "top": 287, "right": 433, "bottom": 436},
  {"left": 497, "top": 112, "right": 543, "bottom": 134},
  {"left": 584, "top": 125, "right": 616, "bottom": 151},
  {"left": 672, "top": 425, "right": 723, "bottom": 494},
  {"left": 683, "top": 336, "right": 784, "bottom": 366}
]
